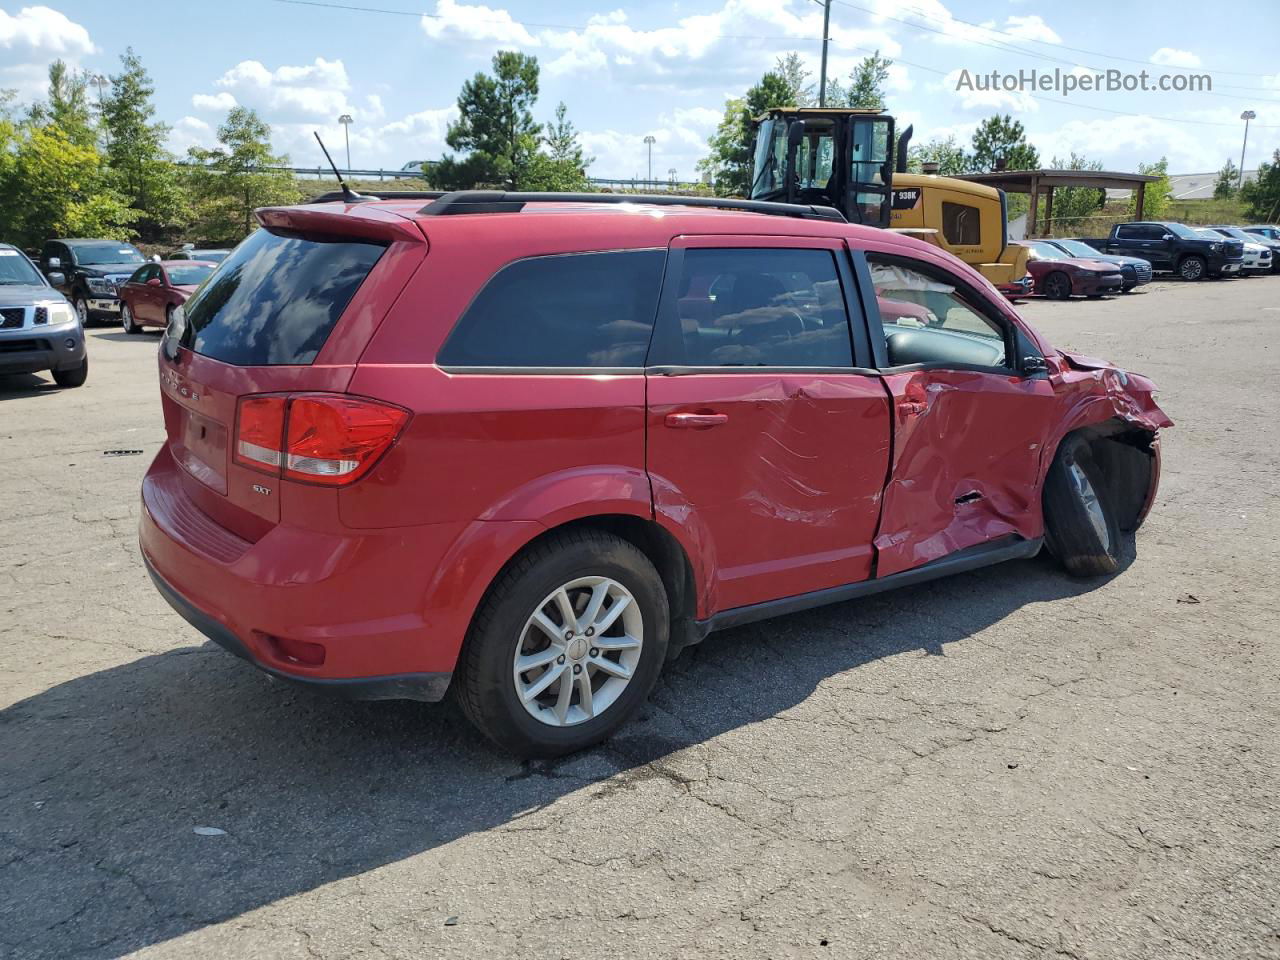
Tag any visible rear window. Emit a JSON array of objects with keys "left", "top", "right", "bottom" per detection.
[
  {"left": 177, "top": 229, "right": 385, "bottom": 365},
  {"left": 437, "top": 250, "right": 665, "bottom": 369}
]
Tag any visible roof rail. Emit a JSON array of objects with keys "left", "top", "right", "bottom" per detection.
[
  {"left": 307, "top": 190, "right": 445, "bottom": 204},
  {"left": 417, "top": 190, "right": 847, "bottom": 223}
]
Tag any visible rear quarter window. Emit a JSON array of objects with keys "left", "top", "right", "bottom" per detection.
[
  {"left": 437, "top": 250, "right": 665, "bottom": 369},
  {"left": 179, "top": 228, "right": 386, "bottom": 365}
]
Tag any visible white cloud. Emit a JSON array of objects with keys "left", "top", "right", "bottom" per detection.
[
  {"left": 168, "top": 116, "right": 214, "bottom": 154},
  {"left": 209, "top": 57, "right": 355, "bottom": 122},
  {"left": 1029, "top": 111, "right": 1254, "bottom": 174},
  {"left": 0, "top": 4, "right": 95, "bottom": 99},
  {"left": 1001, "top": 15, "right": 1060, "bottom": 43},
  {"left": 0, "top": 4, "right": 94, "bottom": 55},
  {"left": 192, "top": 91, "right": 236, "bottom": 112},
  {"left": 1150, "top": 48, "right": 1201, "bottom": 68},
  {"left": 419, "top": 0, "right": 538, "bottom": 47}
]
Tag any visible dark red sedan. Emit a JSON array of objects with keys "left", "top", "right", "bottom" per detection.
[
  {"left": 1015, "top": 241, "right": 1124, "bottom": 299},
  {"left": 119, "top": 261, "right": 217, "bottom": 333}
]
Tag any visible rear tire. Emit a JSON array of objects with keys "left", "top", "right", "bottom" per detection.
[
  {"left": 455, "top": 529, "right": 669, "bottom": 758},
  {"left": 1043, "top": 271, "right": 1072, "bottom": 300},
  {"left": 1043, "top": 434, "right": 1121, "bottom": 577},
  {"left": 52, "top": 357, "right": 88, "bottom": 388}
]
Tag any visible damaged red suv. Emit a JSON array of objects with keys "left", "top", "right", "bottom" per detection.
[{"left": 140, "top": 191, "right": 1171, "bottom": 757}]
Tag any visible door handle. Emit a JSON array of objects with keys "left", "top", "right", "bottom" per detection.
[
  {"left": 664, "top": 412, "right": 728, "bottom": 429},
  {"left": 897, "top": 401, "right": 927, "bottom": 416}
]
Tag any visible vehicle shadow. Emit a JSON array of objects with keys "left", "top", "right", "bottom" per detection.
[
  {"left": 1, "top": 550, "right": 1117, "bottom": 958},
  {"left": 91, "top": 330, "right": 163, "bottom": 343},
  {"left": 0, "top": 372, "right": 60, "bottom": 399}
]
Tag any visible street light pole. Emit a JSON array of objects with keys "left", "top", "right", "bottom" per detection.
[
  {"left": 1239, "top": 110, "right": 1256, "bottom": 191},
  {"left": 338, "top": 114, "right": 354, "bottom": 170},
  {"left": 644, "top": 135, "right": 656, "bottom": 185},
  {"left": 818, "top": 0, "right": 832, "bottom": 107}
]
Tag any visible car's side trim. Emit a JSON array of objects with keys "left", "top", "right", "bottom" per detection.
[
  {"left": 144, "top": 556, "right": 453, "bottom": 702},
  {"left": 693, "top": 535, "right": 1043, "bottom": 638}
]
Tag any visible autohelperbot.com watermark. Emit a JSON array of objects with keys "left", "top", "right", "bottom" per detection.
[{"left": 955, "top": 67, "right": 1212, "bottom": 97}]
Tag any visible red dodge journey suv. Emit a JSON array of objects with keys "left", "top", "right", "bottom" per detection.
[{"left": 140, "top": 190, "right": 1172, "bottom": 757}]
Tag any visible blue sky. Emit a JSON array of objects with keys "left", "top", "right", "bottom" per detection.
[{"left": 3, "top": 0, "right": 1278, "bottom": 181}]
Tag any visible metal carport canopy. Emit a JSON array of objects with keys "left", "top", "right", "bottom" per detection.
[{"left": 956, "top": 169, "right": 1163, "bottom": 237}]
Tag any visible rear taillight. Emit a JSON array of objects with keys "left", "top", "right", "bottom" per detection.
[
  {"left": 235, "top": 396, "right": 287, "bottom": 472},
  {"left": 233, "top": 393, "right": 409, "bottom": 486}
]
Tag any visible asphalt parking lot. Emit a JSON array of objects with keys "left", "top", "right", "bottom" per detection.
[{"left": 2, "top": 276, "right": 1279, "bottom": 960}]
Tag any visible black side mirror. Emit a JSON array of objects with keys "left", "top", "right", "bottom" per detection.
[{"left": 786, "top": 119, "right": 806, "bottom": 150}]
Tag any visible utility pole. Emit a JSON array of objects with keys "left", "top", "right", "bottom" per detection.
[
  {"left": 338, "top": 114, "right": 354, "bottom": 170},
  {"left": 818, "top": 0, "right": 832, "bottom": 107},
  {"left": 1239, "top": 110, "right": 1256, "bottom": 191},
  {"left": 644, "top": 135, "right": 656, "bottom": 184}
]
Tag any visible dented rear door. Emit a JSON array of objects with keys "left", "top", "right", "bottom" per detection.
[{"left": 645, "top": 236, "right": 892, "bottom": 616}]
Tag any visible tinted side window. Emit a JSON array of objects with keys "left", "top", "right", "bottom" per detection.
[
  {"left": 1115, "top": 224, "right": 1139, "bottom": 239},
  {"left": 941, "top": 202, "right": 981, "bottom": 245},
  {"left": 660, "top": 248, "right": 853, "bottom": 368},
  {"left": 438, "top": 250, "right": 664, "bottom": 368}
]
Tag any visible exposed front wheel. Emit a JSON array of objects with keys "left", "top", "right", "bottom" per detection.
[
  {"left": 1178, "top": 256, "right": 1206, "bottom": 281},
  {"left": 1043, "top": 271, "right": 1072, "bottom": 300},
  {"left": 121, "top": 303, "right": 139, "bottom": 334},
  {"left": 73, "top": 296, "right": 89, "bottom": 325},
  {"left": 1043, "top": 434, "right": 1121, "bottom": 577},
  {"left": 456, "top": 530, "right": 669, "bottom": 757},
  {"left": 52, "top": 357, "right": 88, "bottom": 388}
]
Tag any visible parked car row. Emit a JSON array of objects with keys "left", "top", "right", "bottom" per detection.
[
  {"left": 1002, "top": 220, "right": 1280, "bottom": 300},
  {"left": 30, "top": 238, "right": 230, "bottom": 325}
]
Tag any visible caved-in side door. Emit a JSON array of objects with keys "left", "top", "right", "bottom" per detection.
[{"left": 857, "top": 247, "right": 1058, "bottom": 577}]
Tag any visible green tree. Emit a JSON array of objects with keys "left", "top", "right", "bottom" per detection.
[
  {"left": 28, "top": 60, "right": 96, "bottom": 148},
  {"left": 846, "top": 51, "right": 893, "bottom": 111},
  {"left": 775, "top": 52, "right": 814, "bottom": 107},
  {"left": 102, "top": 48, "right": 187, "bottom": 239},
  {"left": 435, "top": 51, "right": 542, "bottom": 190},
  {"left": 186, "top": 107, "right": 299, "bottom": 242},
  {"left": 970, "top": 114, "right": 1039, "bottom": 173},
  {"left": 697, "top": 71, "right": 792, "bottom": 196},
  {"left": 1043, "top": 153, "right": 1105, "bottom": 233},
  {"left": 3, "top": 124, "right": 136, "bottom": 246},
  {"left": 907, "top": 136, "right": 972, "bottom": 175},
  {"left": 524, "top": 101, "right": 592, "bottom": 191},
  {"left": 1130, "top": 157, "right": 1172, "bottom": 219},
  {"left": 1240, "top": 148, "right": 1280, "bottom": 222},
  {"left": 1213, "top": 158, "right": 1240, "bottom": 199}
]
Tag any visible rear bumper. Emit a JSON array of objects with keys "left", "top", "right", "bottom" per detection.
[
  {"left": 144, "top": 555, "right": 451, "bottom": 701},
  {"left": 997, "top": 276, "right": 1033, "bottom": 297},
  {"left": 138, "top": 446, "right": 469, "bottom": 700}
]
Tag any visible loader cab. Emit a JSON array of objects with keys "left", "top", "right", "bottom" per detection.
[{"left": 749, "top": 109, "right": 895, "bottom": 227}]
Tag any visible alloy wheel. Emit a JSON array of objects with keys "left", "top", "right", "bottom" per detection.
[
  {"left": 512, "top": 576, "right": 644, "bottom": 727},
  {"left": 1067, "top": 461, "right": 1111, "bottom": 553}
]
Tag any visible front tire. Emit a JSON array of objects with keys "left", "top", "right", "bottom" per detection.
[
  {"left": 1178, "top": 256, "right": 1206, "bottom": 281},
  {"left": 1043, "top": 434, "right": 1121, "bottom": 577},
  {"left": 73, "top": 296, "right": 90, "bottom": 326},
  {"left": 1043, "top": 271, "right": 1072, "bottom": 300},
  {"left": 121, "top": 303, "right": 139, "bottom": 334},
  {"left": 52, "top": 357, "right": 88, "bottom": 388},
  {"left": 455, "top": 529, "right": 669, "bottom": 758}
]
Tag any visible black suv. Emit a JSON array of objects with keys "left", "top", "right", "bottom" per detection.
[{"left": 39, "top": 238, "right": 148, "bottom": 324}]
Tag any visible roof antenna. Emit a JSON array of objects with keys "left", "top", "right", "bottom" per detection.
[{"left": 314, "top": 131, "right": 376, "bottom": 203}]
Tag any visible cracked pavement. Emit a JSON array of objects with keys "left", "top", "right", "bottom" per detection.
[{"left": 2, "top": 277, "right": 1278, "bottom": 959}]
